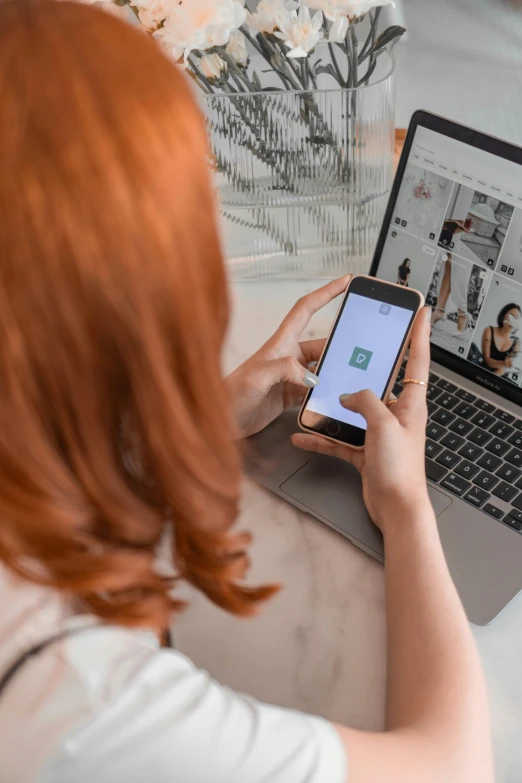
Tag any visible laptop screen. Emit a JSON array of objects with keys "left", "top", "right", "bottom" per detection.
[{"left": 375, "top": 122, "right": 522, "bottom": 400}]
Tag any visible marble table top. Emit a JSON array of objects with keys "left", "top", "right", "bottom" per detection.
[{"left": 174, "top": 278, "right": 522, "bottom": 783}]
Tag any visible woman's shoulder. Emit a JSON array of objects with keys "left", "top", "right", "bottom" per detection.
[
  {"left": 0, "top": 569, "right": 193, "bottom": 780},
  {"left": 0, "top": 571, "right": 346, "bottom": 783}
]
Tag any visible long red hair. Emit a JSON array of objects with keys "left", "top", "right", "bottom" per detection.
[{"left": 0, "top": 0, "right": 275, "bottom": 628}]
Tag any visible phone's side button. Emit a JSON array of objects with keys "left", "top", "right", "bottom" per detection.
[{"left": 326, "top": 421, "right": 341, "bottom": 436}]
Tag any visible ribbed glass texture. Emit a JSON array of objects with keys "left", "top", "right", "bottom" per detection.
[{"left": 202, "top": 53, "right": 396, "bottom": 280}]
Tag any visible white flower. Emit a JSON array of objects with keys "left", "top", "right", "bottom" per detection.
[
  {"left": 226, "top": 30, "right": 249, "bottom": 67},
  {"left": 328, "top": 15, "right": 349, "bottom": 41},
  {"left": 274, "top": 4, "right": 323, "bottom": 59},
  {"left": 199, "top": 53, "right": 228, "bottom": 83},
  {"left": 305, "top": 0, "right": 394, "bottom": 22},
  {"left": 131, "top": 0, "right": 172, "bottom": 31},
  {"left": 154, "top": 0, "right": 246, "bottom": 63},
  {"left": 246, "top": 0, "right": 298, "bottom": 36}
]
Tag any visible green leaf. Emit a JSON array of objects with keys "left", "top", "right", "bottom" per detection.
[
  {"left": 371, "top": 25, "right": 406, "bottom": 53},
  {"left": 314, "top": 63, "right": 339, "bottom": 81},
  {"left": 252, "top": 71, "right": 262, "bottom": 91}
]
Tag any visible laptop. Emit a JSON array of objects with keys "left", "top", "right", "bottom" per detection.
[{"left": 248, "top": 110, "right": 522, "bottom": 626}]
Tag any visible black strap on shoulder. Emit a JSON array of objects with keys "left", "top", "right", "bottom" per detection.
[
  {"left": 0, "top": 626, "right": 97, "bottom": 697},
  {"left": 0, "top": 624, "right": 173, "bottom": 697}
]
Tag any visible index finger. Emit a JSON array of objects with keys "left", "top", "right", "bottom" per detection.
[
  {"left": 398, "top": 307, "right": 431, "bottom": 413},
  {"left": 277, "top": 275, "right": 351, "bottom": 342}
]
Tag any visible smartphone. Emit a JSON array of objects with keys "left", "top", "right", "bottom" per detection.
[{"left": 299, "top": 275, "right": 424, "bottom": 449}]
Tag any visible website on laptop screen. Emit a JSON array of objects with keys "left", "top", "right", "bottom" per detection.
[{"left": 378, "top": 126, "right": 522, "bottom": 389}]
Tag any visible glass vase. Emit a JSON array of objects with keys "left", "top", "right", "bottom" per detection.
[{"left": 201, "top": 51, "right": 396, "bottom": 280}]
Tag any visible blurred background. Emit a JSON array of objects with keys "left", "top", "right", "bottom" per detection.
[{"left": 392, "top": 0, "right": 522, "bottom": 141}]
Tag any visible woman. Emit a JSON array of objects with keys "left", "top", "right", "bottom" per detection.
[
  {"left": 430, "top": 252, "right": 470, "bottom": 332},
  {"left": 0, "top": 3, "right": 493, "bottom": 782},
  {"left": 482, "top": 303, "right": 521, "bottom": 376},
  {"left": 439, "top": 218, "right": 466, "bottom": 249},
  {"left": 396, "top": 258, "right": 411, "bottom": 286}
]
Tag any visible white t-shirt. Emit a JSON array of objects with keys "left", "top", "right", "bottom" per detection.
[{"left": 0, "top": 567, "right": 347, "bottom": 783}]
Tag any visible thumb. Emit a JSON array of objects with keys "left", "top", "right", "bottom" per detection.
[
  {"left": 264, "top": 356, "right": 320, "bottom": 389},
  {"left": 339, "top": 389, "right": 390, "bottom": 428}
]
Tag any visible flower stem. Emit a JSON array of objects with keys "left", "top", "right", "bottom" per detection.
[
  {"left": 350, "top": 25, "right": 358, "bottom": 88},
  {"left": 300, "top": 58, "right": 310, "bottom": 89},
  {"left": 359, "top": 8, "right": 382, "bottom": 64},
  {"left": 307, "top": 58, "right": 318, "bottom": 89},
  {"left": 328, "top": 42, "right": 345, "bottom": 87}
]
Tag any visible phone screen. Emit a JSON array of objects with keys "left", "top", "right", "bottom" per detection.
[{"left": 302, "top": 287, "right": 418, "bottom": 437}]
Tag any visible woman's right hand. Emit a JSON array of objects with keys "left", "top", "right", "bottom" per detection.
[{"left": 291, "top": 307, "right": 432, "bottom": 534}]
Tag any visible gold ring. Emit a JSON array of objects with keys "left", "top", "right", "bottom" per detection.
[
  {"left": 402, "top": 378, "right": 428, "bottom": 388},
  {"left": 387, "top": 398, "right": 398, "bottom": 405}
]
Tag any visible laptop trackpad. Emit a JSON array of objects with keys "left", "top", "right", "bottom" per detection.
[{"left": 280, "top": 455, "right": 453, "bottom": 557}]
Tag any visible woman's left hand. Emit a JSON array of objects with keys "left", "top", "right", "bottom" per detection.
[{"left": 227, "top": 276, "right": 350, "bottom": 438}]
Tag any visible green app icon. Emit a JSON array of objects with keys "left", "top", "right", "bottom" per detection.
[{"left": 349, "top": 347, "right": 373, "bottom": 371}]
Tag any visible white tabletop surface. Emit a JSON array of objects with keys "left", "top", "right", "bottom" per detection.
[
  {"left": 173, "top": 279, "right": 522, "bottom": 783},
  {"left": 173, "top": 3, "right": 522, "bottom": 776}
]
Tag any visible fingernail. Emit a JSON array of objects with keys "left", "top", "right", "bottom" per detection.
[
  {"left": 303, "top": 370, "right": 319, "bottom": 388},
  {"left": 424, "top": 306, "right": 431, "bottom": 322},
  {"left": 307, "top": 360, "right": 318, "bottom": 369},
  {"left": 339, "top": 393, "right": 351, "bottom": 402}
]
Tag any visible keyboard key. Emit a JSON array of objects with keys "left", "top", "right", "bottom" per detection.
[
  {"left": 426, "top": 422, "right": 446, "bottom": 441},
  {"left": 458, "top": 442, "right": 484, "bottom": 462},
  {"left": 393, "top": 383, "right": 403, "bottom": 397},
  {"left": 437, "top": 393, "right": 459, "bottom": 410},
  {"left": 440, "top": 432, "right": 465, "bottom": 452},
  {"left": 474, "top": 399, "right": 497, "bottom": 414},
  {"left": 432, "top": 408, "right": 456, "bottom": 427},
  {"left": 506, "top": 448, "right": 522, "bottom": 468},
  {"left": 485, "top": 438, "right": 510, "bottom": 457},
  {"left": 436, "top": 450, "right": 461, "bottom": 469},
  {"left": 495, "top": 464, "right": 521, "bottom": 483},
  {"left": 449, "top": 418, "right": 473, "bottom": 437},
  {"left": 455, "top": 389, "right": 476, "bottom": 403},
  {"left": 428, "top": 372, "right": 439, "bottom": 384},
  {"left": 441, "top": 473, "right": 470, "bottom": 497},
  {"left": 454, "top": 460, "right": 480, "bottom": 480},
  {"left": 511, "top": 492, "right": 522, "bottom": 512},
  {"left": 468, "top": 427, "right": 492, "bottom": 447},
  {"left": 425, "top": 440, "right": 443, "bottom": 459},
  {"left": 490, "top": 422, "right": 515, "bottom": 439},
  {"left": 513, "top": 418, "right": 522, "bottom": 431},
  {"left": 437, "top": 379, "right": 457, "bottom": 393},
  {"left": 425, "top": 458, "right": 447, "bottom": 483},
  {"left": 473, "top": 471, "right": 499, "bottom": 491},
  {"left": 503, "top": 514, "right": 522, "bottom": 532},
  {"left": 471, "top": 411, "right": 496, "bottom": 430},
  {"left": 494, "top": 409, "right": 515, "bottom": 424},
  {"left": 397, "top": 366, "right": 405, "bottom": 382},
  {"left": 508, "top": 431, "right": 522, "bottom": 449},
  {"left": 464, "top": 486, "right": 490, "bottom": 508},
  {"left": 507, "top": 507, "right": 522, "bottom": 523},
  {"left": 477, "top": 453, "right": 502, "bottom": 472},
  {"left": 427, "top": 385, "right": 443, "bottom": 402},
  {"left": 493, "top": 482, "right": 518, "bottom": 503},
  {"left": 484, "top": 503, "right": 504, "bottom": 519},
  {"left": 453, "top": 402, "right": 476, "bottom": 420}
]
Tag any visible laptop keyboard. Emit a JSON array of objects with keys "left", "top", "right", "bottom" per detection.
[{"left": 394, "top": 363, "right": 522, "bottom": 535}]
